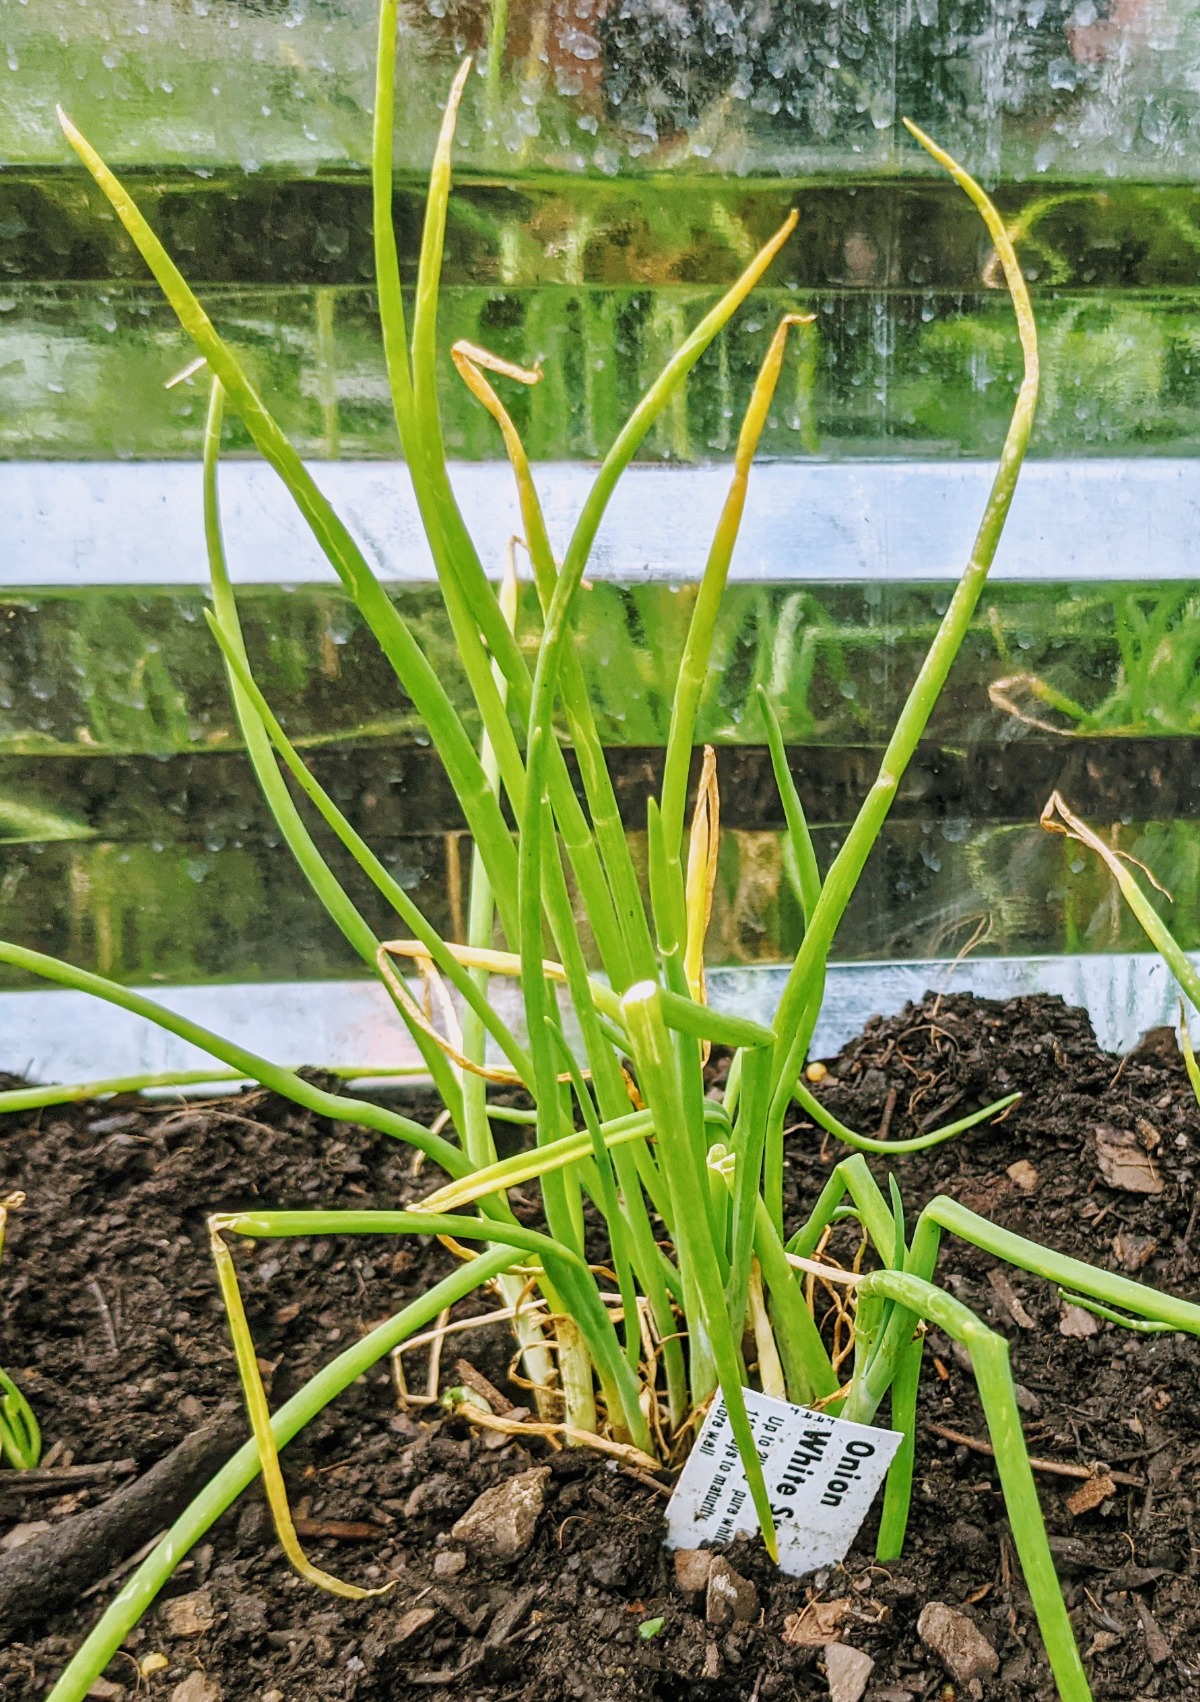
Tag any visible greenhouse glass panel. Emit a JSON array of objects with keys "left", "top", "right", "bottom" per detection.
[{"left": 0, "top": 0, "right": 1196, "bottom": 1068}]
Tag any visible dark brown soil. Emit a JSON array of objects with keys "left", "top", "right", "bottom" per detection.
[{"left": 2, "top": 991, "right": 1200, "bottom": 1702}]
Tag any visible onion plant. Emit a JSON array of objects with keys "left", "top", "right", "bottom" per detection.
[
  {"left": 15, "top": 14, "right": 1200, "bottom": 1701},
  {"left": 1042, "top": 790, "right": 1200, "bottom": 1108},
  {"left": 0, "top": 1190, "right": 40, "bottom": 1470}
]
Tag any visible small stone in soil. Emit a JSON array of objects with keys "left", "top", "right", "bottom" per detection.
[
  {"left": 162, "top": 1589, "right": 217, "bottom": 1637},
  {"left": 484, "top": 1585, "right": 537, "bottom": 1647},
  {"left": 825, "top": 1643, "right": 874, "bottom": 1702},
  {"left": 705, "top": 1555, "right": 757, "bottom": 1628},
  {"left": 917, "top": 1601, "right": 999, "bottom": 1685},
  {"left": 673, "top": 1547, "right": 713, "bottom": 1600},
  {"left": 432, "top": 1549, "right": 466, "bottom": 1578},
  {"left": 1006, "top": 1159, "right": 1039, "bottom": 1192},
  {"left": 1059, "top": 1303, "right": 1099, "bottom": 1339},
  {"left": 170, "top": 1675, "right": 221, "bottom": 1702},
  {"left": 1136, "top": 1117, "right": 1161, "bottom": 1151},
  {"left": 1113, "top": 1232, "right": 1158, "bottom": 1272},
  {"left": 1014, "top": 1383, "right": 1042, "bottom": 1415},
  {"left": 85, "top": 1682, "right": 124, "bottom": 1701},
  {"left": 450, "top": 1466, "right": 551, "bottom": 1560}
]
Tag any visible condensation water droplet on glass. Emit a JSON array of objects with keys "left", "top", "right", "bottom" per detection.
[
  {"left": 561, "top": 26, "right": 600, "bottom": 61},
  {"left": 1048, "top": 59, "right": 1076, "bottom": 92}
]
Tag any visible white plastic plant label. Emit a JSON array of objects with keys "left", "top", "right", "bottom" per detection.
[{"left": 665, "top": 1388, "right": 903, "bottom": 1576}]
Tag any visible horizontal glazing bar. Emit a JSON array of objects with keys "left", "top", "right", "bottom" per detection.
[
  {"left": 0, "top": 953, "right": 1191, "bottom": 1090},
  {"left": 8, "top": 459, "right": 1200, "bottom": 586}
]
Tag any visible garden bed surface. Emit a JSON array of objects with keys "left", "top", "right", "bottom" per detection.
[{"left": 1, "top": 991, "right": 1199, "bottom": 1701}]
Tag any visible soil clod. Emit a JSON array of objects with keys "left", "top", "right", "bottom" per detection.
[
  {"left": 705, "top": 1552, "right": 758, "bottom": 1627},
  {"left": 449, "top": 1464, "right": 550, "bottom": 1560},
  {"left": 824, "top": 1641, "right": 874, "bottom": 1702},
  {"left": 917, "top": 1599, "right": 1000, "bottom": 1684}
]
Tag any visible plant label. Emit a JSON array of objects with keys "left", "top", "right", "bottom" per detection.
[{"left": 664, "top": 1388, "right": 903, "bottom": 1576}]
